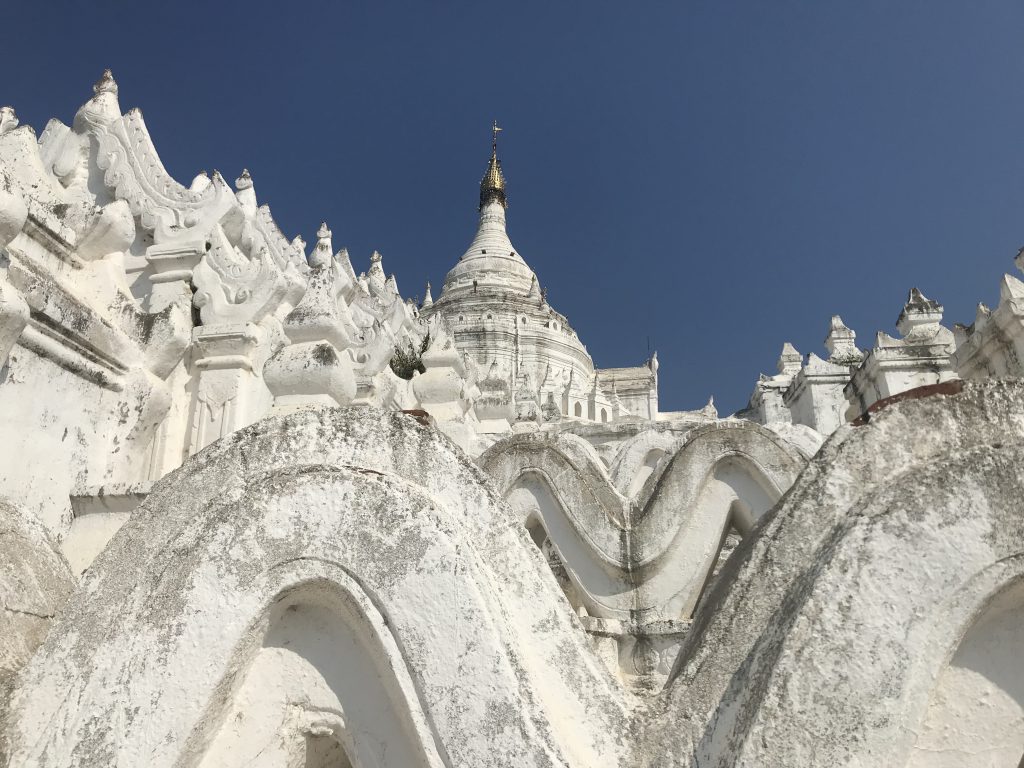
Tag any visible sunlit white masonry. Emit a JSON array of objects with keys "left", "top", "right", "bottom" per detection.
[{"left": 1, "top": 72, "right": 1022, "bottom": 767}]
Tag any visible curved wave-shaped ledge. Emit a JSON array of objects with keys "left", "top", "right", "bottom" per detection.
[
  {"left": 478, "top": 421, "right": 806, "bottom": 619},
  {"left": 6, "top": 408, "right": 629, "bottom": 768}
]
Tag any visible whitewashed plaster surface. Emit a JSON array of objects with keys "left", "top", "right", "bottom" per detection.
[
  {"left": 648, "top": 379, "right": 1024, "bottom": 768},
  {"left": 0, "top": 499, "right": 75, "bottom": 762},
  {"left": 2, "top": 72, "right": 1024, "bottom": 768},
  {"left": 7, "top": 409, "right": 631, "bottom": 767},
  {"left": 7, "top": 382, "right": 1024, "bottom": 767}
]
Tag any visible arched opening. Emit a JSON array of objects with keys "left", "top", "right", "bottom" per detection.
[
  {"left": 573, "top": 402, "right": 582, "bottom": 418},
  {"left": 690, "top": 499, "right": 747, "bottom": 616},
  {"left": 524, "top": 513, "right": 586, "bottom": 615},
  {"left": 626, "top": 448, "right": 666, "bottom": 498},
  {"left": 711, "top": 457, "right": 777, "bottom": 532},
  {"left": 600, "top": 408, "right": 608, "bottom": 422},
  {"left": 196, "top": 582, "right": 433, "bottom": 768},
  {"left": 677, "top": 455, "right": 782, "bottom": 619},
  {"left": 302, "top": 732, "right": 353, "bottom": 768},
  {"left": 906, "top": 579, "right": 1024, "bottom": 768},
  {"left": 506, "top": 474, "right": 639, "bottom": 621}
]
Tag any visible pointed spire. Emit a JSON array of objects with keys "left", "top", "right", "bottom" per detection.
[
  {"left": 309, "top": 222, "right": 332, "bottom": 267},
  {"left": 235, "top": 168, "right": 253, "bottom": 190},
  {"left": 896, "top": 287, "right": 943, "bottom": 337},
  {"left": 94, "top": 68, "right": 118, "bottom": 96},
  {"left": 824, "top": 315, "right": 862, "bottom": 364},
  {"left": 74, "top": 69, "right": 121, "bottom": 130},
  {"left": 367, "top": 250, "right": 387, "bottom": 295},
  {"left": 701, "top": 396, "right": 718, "bottom": 419},
  {"left": 234, "top": 168, "right": 256, "bottom": 212},
  {"left": 422, "top": 281, "right": 434, "bottom": 308},
  {"left": 777, "top": 342, "right": 802, "bottom": 376},
  {"left": 479, "top": 120, "right": 507, "bottom": 210},
  {"left": 335, "top": 247, "right": 356, "bottom": 281}
]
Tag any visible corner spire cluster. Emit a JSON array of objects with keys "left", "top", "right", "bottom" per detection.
[{"left": 479, "top": 120, "right": 507, "bottom": 211}]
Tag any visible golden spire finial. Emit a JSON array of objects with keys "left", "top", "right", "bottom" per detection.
[
  {"left": 492, "top": 119, "right": 502, "bottom": 154},
  {"left": 479, "top": 120, "right": 507, "bottom": 210}
]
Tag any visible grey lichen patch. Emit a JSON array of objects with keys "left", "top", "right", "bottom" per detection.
[{"left": 310, "top": 341, "right": 338, "bottom": 366}]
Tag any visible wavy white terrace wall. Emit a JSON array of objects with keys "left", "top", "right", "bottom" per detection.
[{"left": 481, "top": 424, "right": 803, "bottom": 689}]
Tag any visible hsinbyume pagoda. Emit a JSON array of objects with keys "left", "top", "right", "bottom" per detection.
[
  {"left": 417, "top": 122, "right": 661, "bottom": 444},
  {"left": 1, "top": 72, "right": 1023, "bottom": 768}
]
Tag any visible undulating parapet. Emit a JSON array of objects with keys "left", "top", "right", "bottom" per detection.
[
  {"left": 650, "top": 379, "right": 1024, "bottom": 768},
  {"left": 478, "top": 420, "right": 805, "bottom": 691}
]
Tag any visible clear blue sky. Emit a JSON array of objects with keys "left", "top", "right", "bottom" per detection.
[{"left": 5, "top": 2, "right": 1024, "bottom": 413}]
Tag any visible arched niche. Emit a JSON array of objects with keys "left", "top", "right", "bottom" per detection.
[
  {"left": 625, "top": 448, "right": 666, "bottom": 498},
  {"left": 663, "top": 457, "right": 781, "bottom": 620},
  {"left": 196, "top": 579, "right": 434, "bottom": 768},
  {"left": 710, "top": 455, "right": 778, "bottom": 534},
  {"left": 906, "top": 579, "right": 1024, "bottom": 768},
  {"left": 524, "top": 512, "right": 587, "bottom": 615},
  {"left": 508, "top": 476, "right": 623, "bottom": 619}
]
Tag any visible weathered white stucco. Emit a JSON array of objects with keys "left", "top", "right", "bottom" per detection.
[{"left": 2, "top": 72, "right": 1024, "bottom": 768}]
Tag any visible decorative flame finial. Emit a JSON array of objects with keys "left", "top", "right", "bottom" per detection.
[
  {"left": 74, "top": 69, "right": 121, "bottom": 130},
  {"left": 309, "top": 222, "right": 333, "bottom": 267},
  {"left": 235, "top": 168, "right": 253, "bottom": 190},
  {"left": 94, "top": 69, "right": 118, "bottom": 96},
  {"left": 480, "top": 121, "right": 507, "bottom": 211}
]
